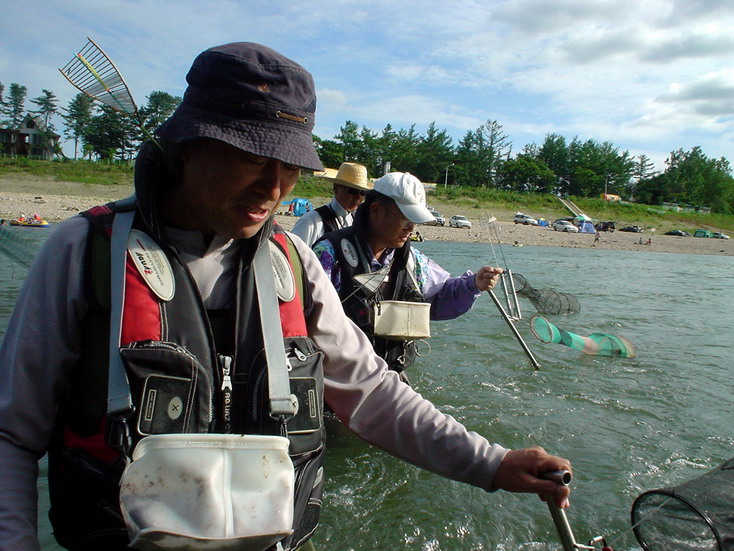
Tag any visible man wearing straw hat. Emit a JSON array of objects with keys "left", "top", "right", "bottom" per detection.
[
  {"left": 292, "top": 161, "right": 373, "bottom": 246},
  {"left": 0, "top": 42, "right": 570, "bottom": 551}
]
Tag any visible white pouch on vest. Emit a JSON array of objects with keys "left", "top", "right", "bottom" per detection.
[
  {"left": 119, "top": 434, "right": 294, "bottom": 551},
  {"left": 373, "top": 300, "right": 431, "bottom": 340}
]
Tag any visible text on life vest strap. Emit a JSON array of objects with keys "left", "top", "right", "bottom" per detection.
[
  {"left": 269, "top": 241, "right": 296, "bottom": 303},
  {"left": 127, "top": 230, "right": 175, "bottom": 301}
]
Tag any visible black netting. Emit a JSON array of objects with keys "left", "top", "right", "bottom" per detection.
[
  {"left": 511, "top": 273, "right": 580, "bottom": 315},
  {"left": 631, "top": 458, "right": 734, "bottom": 551},
  {"left": 0, "top": 226, "right": 38, "bottom": 269}
]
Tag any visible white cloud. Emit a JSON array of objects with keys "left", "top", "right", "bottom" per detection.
[
  {"left": 383, "top": 64, "right": 453, "bottom": 86},
  {"left": 316, "top": 89, "right": 350, "bottom": 109},
  {"left": 2, "top": 0, "right": 733, "bottom": 170}
]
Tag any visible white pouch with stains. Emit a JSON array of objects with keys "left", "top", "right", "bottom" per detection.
[
  {"left": 373, "top": 300, "right": 431, "bottom": 340},
  {"left": 119, "top": 433, "right": 294, "bottom": 551}
]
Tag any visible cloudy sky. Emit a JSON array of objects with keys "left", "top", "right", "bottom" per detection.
[{"left": 3, "top": 0, "right": 733, "bottom": 171}]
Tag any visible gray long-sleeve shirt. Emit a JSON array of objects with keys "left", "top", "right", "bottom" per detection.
[{"left": 0, "top": 215, "right": 507, "bottom": 551}]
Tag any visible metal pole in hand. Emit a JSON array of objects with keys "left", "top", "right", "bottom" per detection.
[
  {"left": 547, "top": 503, "right": 579, "bottom": 551},
  {"left": 488, "top": 290, "right": 541, "bottom": 370},
  {"left": 541, "top": 470, "right": 580, "bottom": 551}
]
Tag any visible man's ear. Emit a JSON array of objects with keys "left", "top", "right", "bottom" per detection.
[{"left": 369, "top": 200, "right": 383, "bottom": 218}]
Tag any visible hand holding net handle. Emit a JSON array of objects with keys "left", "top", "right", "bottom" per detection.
[{"left": 541, "top": 469, "right": 572, "bottom": 485}]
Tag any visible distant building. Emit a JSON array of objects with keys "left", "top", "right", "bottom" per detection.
[
  {"left": 662, "top": 202, "right": 711, "bottom": 215},
  {"left": 0, "top": 114, "right": 61, "bottom": 160}
]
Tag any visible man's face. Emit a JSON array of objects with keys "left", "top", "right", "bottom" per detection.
[
  {"left": 370, "top": 200, "right": 415, "bottom": 250},
  {"left": 166, "top": 140, "right": 301, "bottom": 239},
  {"left": 333, "top": 184, "right": 366, "bottom": 213}
]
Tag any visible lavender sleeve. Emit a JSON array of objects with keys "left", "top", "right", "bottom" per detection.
[
  {"left": 413, "top": 249, "right": 482, "bottom": 320},
  {"left": 311, "top": 239, "right": 341, "bottom": 291}
]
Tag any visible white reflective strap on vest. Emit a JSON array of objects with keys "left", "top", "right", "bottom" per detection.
[
  {"left": 107, "top": 206, "right": 295, "bottom": 421},
  {"left": 108, "top": 203, "right": 136, "bottom": 417},
  {"left": 253, "top": 240, "right": 297, "bottom": 419}
]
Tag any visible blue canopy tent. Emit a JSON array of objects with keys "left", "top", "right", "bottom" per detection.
[{"left": 281, "top": 198, "right": 313, "bottom": 217}]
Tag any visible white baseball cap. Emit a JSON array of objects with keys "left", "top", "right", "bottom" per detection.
[{"left": 373, "top": 172, "right": 435, "bottom": 224}]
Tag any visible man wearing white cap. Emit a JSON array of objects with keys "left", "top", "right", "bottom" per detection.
[
  {"left": 313, "top": 172, "right": 502, "bottom": 375},
  {"left": 291, "top": 162, "right": 373, "bottom": 246}
]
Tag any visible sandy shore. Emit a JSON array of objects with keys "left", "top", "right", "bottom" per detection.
[
  {"left": 0, "top": 177, "right": 135, "bottom": 222},
  {"left": 1, "top": 176, "right": 732, "bottom": 256},
  {"left": 278, "top": 214, "right": 734, "bottom": 256}
]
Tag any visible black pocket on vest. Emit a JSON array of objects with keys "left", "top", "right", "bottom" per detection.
[
  {"left": 48, "top": 446, "right": 128, "bottom": 550},
  {"left": 285, "top": 451, "right": 325, "bottom": 550},
  {"left": 120, "top": 341, "right": 214, "bottom": 445},
  {"left": 285, "top": 337, "right": 325, "bottom": 457}
]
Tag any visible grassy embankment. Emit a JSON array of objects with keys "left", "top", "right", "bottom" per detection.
[
  {"left": 2, "top": 157, "right": 732, "bottom": 234},
  {"left": 0, "top": 156, "right": 134, "bottom": 186}
]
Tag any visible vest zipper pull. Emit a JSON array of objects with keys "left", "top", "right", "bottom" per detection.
[
  {"left": 221, "top": 355, "right": 233, "bottom": 391},
  {"left": 219, "top": 355, "right": 233, "bottom": 433}
]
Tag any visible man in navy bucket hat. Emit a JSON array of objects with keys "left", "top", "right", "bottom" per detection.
[
  {"left": 0, "top": 42, "right": 571, "bottom": 551},
  {"left": 157, "top": 42, "right": 323, "bottom": 172}
]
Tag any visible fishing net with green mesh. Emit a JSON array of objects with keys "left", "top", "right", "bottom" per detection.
[{"left": 530, "top": 315, "right": 636, "bottom": 358}]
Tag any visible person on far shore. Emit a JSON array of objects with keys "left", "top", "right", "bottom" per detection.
[{"left": 291, "top": 162, "right": 372, "bottom": 246}]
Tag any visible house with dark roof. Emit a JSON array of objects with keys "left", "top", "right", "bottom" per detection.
[{"left": 0, "top": 114, "right": 61, "bottom": 160}]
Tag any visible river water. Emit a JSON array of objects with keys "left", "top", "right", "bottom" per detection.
[{"left": 1, "top": 227, "right": 732, "bottom": 550}]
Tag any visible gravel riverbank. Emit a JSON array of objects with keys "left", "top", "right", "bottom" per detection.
[{"left": 1, "top": 176, "right": 731, "bottom": 256}]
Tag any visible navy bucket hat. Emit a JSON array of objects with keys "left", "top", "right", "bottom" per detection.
[{"left": 156, "top": 42, "right": 323, "bottom": 171}]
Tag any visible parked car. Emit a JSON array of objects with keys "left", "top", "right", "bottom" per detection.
[
  {"left": 552, "top": 220, "right": 579, "bottom": 233},
  {"left": 431, "top": 211, "right": 445, "bottom": 226},
  {"left": 693, "top": 229, "right": 712, "bottom": 238},
  {"left": 513, "top": 212, "right": 538, "bottom": 225},
  {"left": 423, "top": 208, "right": 444, "bottom": 226},
  {"left": 449, "top": 215, "right": 472, "bottom": 229},
  {"left": 712, "top": 232, "right": 730, "bottom": 239},
  {"left": 664, "top": 230, "right": 690, "bottom": 236},
  {"left": 619, "top": 226, "right": 642, "bottom": 233},
  {"left": 595, "top": 221, "right": 616, "bottom": 232}
]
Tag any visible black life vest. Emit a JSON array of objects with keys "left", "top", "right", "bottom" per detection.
[
  {"left": 48, "top": 201, "right": 325, "bottom": 551},
  {"left": 315, "top": 225, "right": 426, "bottom": 372},
  {"left": 314, "top": 203, "right": 341, "bottom": 234}
]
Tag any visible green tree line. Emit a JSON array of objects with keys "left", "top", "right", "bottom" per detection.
[
  {"left": 317, "top": 120, "right": 734, "bottom": 214},
  {"left": 3, "top": 81, "right": 733, "bottom": 213},
  {"left": 0, "top": 82, "right": 181, "bottom": 161}
]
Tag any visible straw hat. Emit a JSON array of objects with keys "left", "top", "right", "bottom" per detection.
[{"left": 319, "top": 162, "right": 373, "bottom": 192}]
